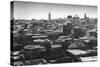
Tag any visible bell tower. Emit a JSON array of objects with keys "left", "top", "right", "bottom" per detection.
[
  {"left": 84, "top": 13, "right": 87, "bottom": 19},
  {"left": 48, "top": 12, "right": 51, "bottom": 23}
]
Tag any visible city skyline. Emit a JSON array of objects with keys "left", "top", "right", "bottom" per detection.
[{"left": 13, "top": 1, "right": 97, "bottom": 20}]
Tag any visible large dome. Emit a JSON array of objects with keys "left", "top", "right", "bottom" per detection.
[{"left": 74, "top": 14, "right": 80, "bottom": 19}]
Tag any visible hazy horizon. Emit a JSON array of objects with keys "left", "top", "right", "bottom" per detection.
[{"left": 13, "top": 1, "right": 97, "bottom": 20}]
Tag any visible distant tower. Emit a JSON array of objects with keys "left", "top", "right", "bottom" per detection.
[
  {"left": 84, "top": 13, "right": 87, "bottom": 19},
  {"left": 48, "top": 12, "right": 51, "bottom": 23}
]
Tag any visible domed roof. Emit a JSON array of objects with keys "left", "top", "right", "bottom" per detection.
[{"left": 74, "top": 14, "right": 80, "bottom": 18}]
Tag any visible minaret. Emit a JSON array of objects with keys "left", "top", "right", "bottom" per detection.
[{"left": 48, "top": 12, "right": 51, "bottom": 23}]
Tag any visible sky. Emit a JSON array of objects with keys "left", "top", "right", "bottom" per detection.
[{"left": 13, "top": 1, "right": 97, "bottom": 20}]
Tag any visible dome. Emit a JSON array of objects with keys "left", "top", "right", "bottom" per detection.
[{"left": 74, "top": 14, "right": 80, "bottom": 19}]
